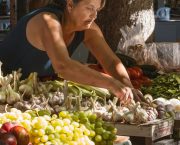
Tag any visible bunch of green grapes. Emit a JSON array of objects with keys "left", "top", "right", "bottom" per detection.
[
  {"left": 70, "top": 111, "right": 117, "bottom": 145},
  {"left": 24, "top": 111, "right": 96, "bottom": 145},
  {"left": 0, "top": 108, "right": 117, "bottom": 145}
]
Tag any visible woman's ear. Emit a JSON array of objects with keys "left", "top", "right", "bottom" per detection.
[{"left": 67, "top": 0, "right": 74, "bottom": 13}]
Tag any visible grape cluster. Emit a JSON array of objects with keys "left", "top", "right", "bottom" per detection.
[{"left": 0, "top": 109, "right": 117, "bottom": 145}]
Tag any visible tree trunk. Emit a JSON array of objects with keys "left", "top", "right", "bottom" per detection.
[
  {"left": 29, "top": 0, "right": 46, "bottom": 12},
  {"left": 88, "top": 0, "right": 155, "bottom": 63}
]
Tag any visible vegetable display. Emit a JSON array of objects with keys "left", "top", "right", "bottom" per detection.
[
  {"left": 0, "top": 56, "right": 178, "bottom": 145},
  {"left": 142, "top": 72, "right": 180, "bottom": 99}
]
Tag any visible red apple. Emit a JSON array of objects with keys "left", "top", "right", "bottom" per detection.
[
  {"left": 0, "top": 128, "right": 6, "bottom": 134},
  {"left": 0, "top": 132, "right": 17, "bottom": 145},
  {"left": 1, "top": 122, "right": 14, "bottom": 132},
  {"left": 9, "top": 126, "right": 29, "bottom": 145}
]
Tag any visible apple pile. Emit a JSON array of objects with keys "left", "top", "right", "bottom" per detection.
[
  {"left": 0, "top": 122, "right": 29, "bottom": 145},
  {"left": 126, "top": 67, "right": 153, "bottom": 90}
]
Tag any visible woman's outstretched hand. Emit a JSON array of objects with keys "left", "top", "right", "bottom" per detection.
[
  {"left": 110, "top": 79, "right": 149, "bottom": 104},
  {"left": 110, "top": 79, "right": 133, "bottom": 101}
]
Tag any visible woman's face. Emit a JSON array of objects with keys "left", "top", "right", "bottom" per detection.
[{"left": 69, "top": 0, "right": 102, "bottom": 29}]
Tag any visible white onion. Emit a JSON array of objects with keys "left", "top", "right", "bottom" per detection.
[
  {"left": 155, "top": 97, "right": 166, "bottom": 103},
  {"left": 169, "top": 99, "right": 180, "bottom": 108}
]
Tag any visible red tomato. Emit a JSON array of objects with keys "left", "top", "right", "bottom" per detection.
[
  {"left": 131, "top": 67, "right": 143, "bottom": 79},
  {"left": 126, "top": 68, "right": 138, "bottom": 80},
  {"left": 131, "top": 80, "right": 139, "bottom": 86},
  {"left": 141, "top": 76, "right": 150, "bottom": 82},
  {"left": 97, "top": 62, "right": 103, "bottom": 69},
  {"left": 135, "top": 79, "right": 144, "bottom": 84},
  {"left": 145, "top": 80, "right": 153, "bottom": 87}
]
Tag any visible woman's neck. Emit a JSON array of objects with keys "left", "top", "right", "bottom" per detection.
[{"left": 60, "top": 9, "right": 82, "bottom": 35}]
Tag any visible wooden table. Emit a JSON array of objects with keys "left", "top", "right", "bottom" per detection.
[
  {"left": 108, "top": 118, "right": 174, "bottom": 145},
  {"left": 0, "top": 104, "right": 12, "bottom": 113}
]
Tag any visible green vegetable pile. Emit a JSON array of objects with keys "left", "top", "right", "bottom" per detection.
[{"left": 141, "top": 72, "right": 180, "bottom": 99}]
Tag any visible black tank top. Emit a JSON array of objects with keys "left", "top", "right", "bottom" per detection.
[{"left": 0, "top": 4, "right": 85, "bottom": 79}]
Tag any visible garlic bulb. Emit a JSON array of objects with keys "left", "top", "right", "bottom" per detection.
[
  {"left": 107, "top": 97, "right": 118, "bottom": 113},
  {"left": 123, "top": 102, "right": 140, "bottom": 123},
  {"left": 102, "top": 112, "right": 113, "bottom": 122},
  {"left": 14, "top": 90, "right": 31, "bottom": 111},
  {"left": 116, "top": 106, "right": 129, "bottom": 113},
  {"left": 109, "top": 100, "right": 124, "bottom": 122},
  {"left": 7, "top": 85, "right": 20, "bottom": 105},
  {"left": 135, "top": 108, "right": 148, "bottom": 123},
  {"left": 144, "top": 107, "right": 158, "bottom": 121},
  {"left": 48, "top": 88, "right": 64, "bottom": 106},
  {"left": 120, "top": 98, "right": 135, "bottom": 110},
  {"left": 85, "top": 96, "right": 106, "bottom": 119},
  {"left": 113, "top": 110, "right": 124, "bottom": 122},
  {"left": 19, "top": 79, "right": 34, "bottom": 96},
  {"left": 40, "top": 95, "right": 50, "bottom": 108}
]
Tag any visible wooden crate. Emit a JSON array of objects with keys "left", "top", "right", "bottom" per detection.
[{"left": 108, "top": 118, "right": 174, "bottom": 145}]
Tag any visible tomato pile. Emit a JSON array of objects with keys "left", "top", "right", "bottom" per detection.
[
  {"left": 126, "top": 67, "right": 152, "bottom": 90},
  {"left": 81, "top": 62, "right": 153, "bottom": 91}
]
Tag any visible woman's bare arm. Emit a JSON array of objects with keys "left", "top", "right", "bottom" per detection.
[
  {"left": 83, "top": 22, "right": 133, "bottom": 89},
  {"left": 37, "top": 13, "right": 119, "bottom": 91},
  {"left": 83, "top": 22, "right": 149, "bottom": 103}
]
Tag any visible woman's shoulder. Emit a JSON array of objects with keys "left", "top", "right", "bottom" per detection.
[
  {"left": 26, "top": 11, "right": 63, "bottom": 44},
  {"left": 30, "top": 12, "right": 62, "bottom": 31}
]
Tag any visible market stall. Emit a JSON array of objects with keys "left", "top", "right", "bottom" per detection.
[
  {"left": 0, "top": 61, "right": 179, "bottom": 145},
  {"left": 1, "top": 20, "right": 180, "bottom": 145}
]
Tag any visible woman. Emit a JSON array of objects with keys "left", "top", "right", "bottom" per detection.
[{"left": 0, "top": 0, "right": 147, "bottom": 103}]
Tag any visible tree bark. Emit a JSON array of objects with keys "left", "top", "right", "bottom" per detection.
[
  {"left": 29, "top": 0, "right": 46, "bottom": 12},
  {"left": 88, "top": 0, "right": 155, "bottom": 63}
]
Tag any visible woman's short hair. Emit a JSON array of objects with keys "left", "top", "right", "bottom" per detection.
[{"left": 46, "top": 0, "right": 106, "bottom": 11}]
